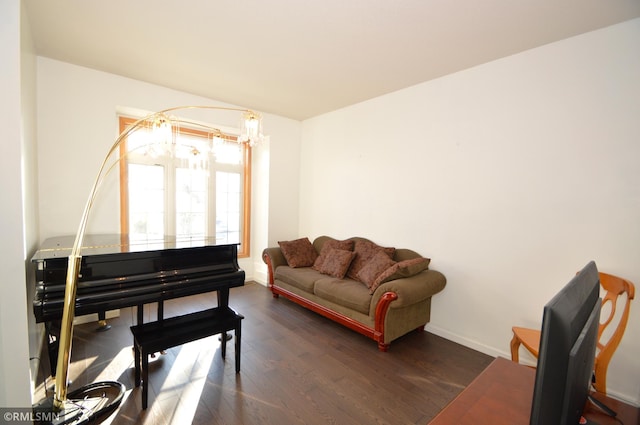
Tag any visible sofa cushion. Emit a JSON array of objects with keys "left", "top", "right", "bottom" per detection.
[
  {"left": 318, "top": 249, "right": 356, "bottom": 279},
  {"left": 275, "top": 266, "right": 325, "bottom": 293},
  {"left": 278, "top": 237, "right": 318, "bottom": 268},
  {"left": 357, "top": 250, "right": 397, "bottom": 289},
  {"left": 347, "top": 239, "right": 395, "bottom": 281},
  {"left": 313, "top": 277, "right": 371, "bottom": 315},
  {"left": 369, "top": 257, "right": 432, "bottom": 294},
  {"left": 312, "top": 238, "right": 354, "bottom": 271}
]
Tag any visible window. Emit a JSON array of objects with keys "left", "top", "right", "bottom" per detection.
[{"left": 118, "top": 116, "right": 251, "bottom": 257}]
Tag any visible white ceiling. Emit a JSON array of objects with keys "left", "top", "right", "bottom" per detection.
[{"left": 23, "top": 0, "right": 640, "bottom": 121}]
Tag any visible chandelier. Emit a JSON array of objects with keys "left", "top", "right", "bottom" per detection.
[{"left": 151, "top": 107, "right": 263, "bottom": 146}]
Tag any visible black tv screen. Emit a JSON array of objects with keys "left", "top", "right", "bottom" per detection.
[
  {"left": 529, "top": 261, "right": 601, "bottom": 425},
  {"left": 562, "top": 299, "right": 601, "bottom": 421}
]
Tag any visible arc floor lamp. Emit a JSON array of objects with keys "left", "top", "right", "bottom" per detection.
[{"left": 34, "top": 106, "right": 263, "bottom": 424}]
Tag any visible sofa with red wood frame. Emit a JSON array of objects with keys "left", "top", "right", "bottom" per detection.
[{"left": 262, "top": 235, "right": 446, "bottom": 351}]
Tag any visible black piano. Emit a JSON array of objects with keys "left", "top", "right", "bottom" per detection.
[{"left": 32, "top": 234, "right": 245, "bottom": 375}]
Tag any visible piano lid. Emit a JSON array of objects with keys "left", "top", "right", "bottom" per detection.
[{"left": 32, "top": 234, "right": 241, "bottom": 261}]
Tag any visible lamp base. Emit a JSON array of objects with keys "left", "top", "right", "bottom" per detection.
[{"left": 33, "top": 381, "right": 125, "bottom": 425}]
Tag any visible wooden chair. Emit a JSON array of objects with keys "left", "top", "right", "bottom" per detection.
[{"left": 510, "top": 272, "right": 635, "bottom": 394}]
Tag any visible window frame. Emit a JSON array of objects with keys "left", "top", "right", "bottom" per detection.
[{"left": 118, "top": 116, "right": 252, "bottom": 258}]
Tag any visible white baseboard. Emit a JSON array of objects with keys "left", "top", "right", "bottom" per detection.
[
  {"left": 424, "top": 323, "right": 515, "bottom": 362},
  {"left": 251, "top": 269, "right": 268, "bottom": 286},
  {"left": 73, "top": 309, "right": 120, "bottom": 325}
]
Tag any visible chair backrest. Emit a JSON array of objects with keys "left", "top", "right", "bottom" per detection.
[{"left": 593, "top": 272, "right": 636, "bottom": 394}]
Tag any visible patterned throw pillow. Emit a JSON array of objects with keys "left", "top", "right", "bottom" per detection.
[
  {"left": 369, "top": 257, "right": 431, "bottom": 294},
  {"left": 357, "top": 250, "right": 397, "bottom": 289},
  {"left": 318, "top": 249, "right": 356, "bottom": 279},
  {"left": 278, "top": 237, "right": 318, "bottom": 268},
  {"left": 347, "top": 239, "right": 395, "bottom": 282},
  {"left": 313, "top": 239, "right": 355, "bottom": 271}
]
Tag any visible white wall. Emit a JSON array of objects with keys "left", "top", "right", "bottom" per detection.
[
  {"left": 0, "top": 0, "right": 38, "bottom": 407},
  {"left": 300, "top": 19, "right": 640, "bottom": 405},
  {"left": 20, "top": 0, "right": 41, "bottom": 400},
  {"left": 36, "top": 58, "right": 302, "bottom": 280}
]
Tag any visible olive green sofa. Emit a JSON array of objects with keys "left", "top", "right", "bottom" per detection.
[{"left": 262, "top": 235, "right": 446, "bottom": 351}]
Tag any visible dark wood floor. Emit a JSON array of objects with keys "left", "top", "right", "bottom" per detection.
[{"left": 34, "top": 282, "right": 493, "bottom": 425}]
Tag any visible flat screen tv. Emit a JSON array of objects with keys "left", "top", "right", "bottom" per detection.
[{"left": 529, "top": 261, "right": 602, "bottom": 425}]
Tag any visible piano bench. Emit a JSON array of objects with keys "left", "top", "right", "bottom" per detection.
[{"left": 130, "top": 306, "right": 244, "bottom": 409}]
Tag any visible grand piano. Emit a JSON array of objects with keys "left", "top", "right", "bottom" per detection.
[{"left": 32, "top": 234, "right": 245, "bottom": 375}]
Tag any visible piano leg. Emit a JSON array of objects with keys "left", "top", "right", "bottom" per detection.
[
  {"left": 157, "top": 301, "right": 166, "bottom": 355},
  {"left": 45, "top": 321, "right": 60, "bottom": 378},
  {"left": 43, "top": 321, "right": 72, "bottom": 390},
  {"left": 96, "top": 311, "right": 111, "bottom": 332},
  {"left": 217, "top": 288, "right": 229, "bottom": 308},
  {"left": 217, "top": 289, "right": 232, "bottom": 342}
]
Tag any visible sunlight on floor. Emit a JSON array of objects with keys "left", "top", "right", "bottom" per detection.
[
  {"left": 97, "top": 338, "right": 220, "bottom": 424},
  {"left": 164, "top": 340, "right": 215, "bottom": 424},
  {"left": 94, "top": 348, "right": 130, "bottom": 383},
  {"left": 94, "top": 346, "right": 134, "bottom": 425}
]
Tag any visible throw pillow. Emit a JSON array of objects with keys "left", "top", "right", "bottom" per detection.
[
  {"left": 369, "top": 257, "right": 431, "bottom": 294},
  {"left": 318, "top": 248, "right": 356, "bottom": 279},
  {"left": 312, "top": 238, "right": 354, "bottom": 271},
  {"left": 346, "top": 239, "right": 395, "bottom": 282},
  {"left": 357, "top": 250, "right": 397, "bottom": 289},
  {"left": 278, "top": 237, "right": 318, "bottom": 268}
]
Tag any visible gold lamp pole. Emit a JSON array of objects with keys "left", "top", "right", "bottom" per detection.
[{"left": 51, "top": 106, "right": 263, "bottom": 413}]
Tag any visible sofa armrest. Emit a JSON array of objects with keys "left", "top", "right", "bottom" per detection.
[
  {"left": 262, "top": 247, "right": 288, "bottom": 284},
  {"left": 370, "top": 269, "right": 446, "bottom": 312}
]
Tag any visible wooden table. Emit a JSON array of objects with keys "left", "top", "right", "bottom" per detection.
[{"left": 429, "top": 357, "right": 639, "bottom": 425}]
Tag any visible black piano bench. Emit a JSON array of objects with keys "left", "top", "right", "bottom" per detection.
[{"left": 130, "top": 307, "right": 244, "bottom": 409}]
